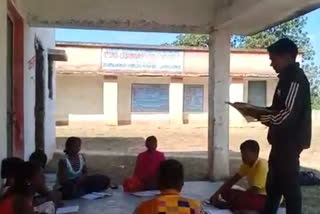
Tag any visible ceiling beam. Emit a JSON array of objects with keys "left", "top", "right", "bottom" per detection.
[{"left": 23, "top": 0, "right": 215, "bottom": 33}]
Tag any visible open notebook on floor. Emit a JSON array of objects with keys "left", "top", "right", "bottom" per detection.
[
  {"left": 202, "top": 206, "right": 233, "bottom": 214},
  {"left": 82, "top": 192, "right": 112, "bottom": 200},
  {"left": 131, "top": 190, "right": 160, "bottom": 197},
  {"left": 56, "top": 206, "right": 79, "bottom": 214}
]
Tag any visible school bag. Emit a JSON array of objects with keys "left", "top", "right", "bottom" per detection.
[{"left": 299, "top": 171, "right": 320, "bottom": 186}]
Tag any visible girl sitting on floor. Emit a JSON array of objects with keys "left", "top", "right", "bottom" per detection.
[
  {"left": 57, "top": 137, "right": 110, "bottom": 199},
  {"left": 123, "top": 136, "right": 165, "bottom": 192},
  {"left": 0, "top": 161, "right": 55, "bottom": 214},
  {"left": 2, "top": 157, "right": 62, "bottom": 212},
  {"left": 1, "top": 157, "right": 25, "bottom": 195}
]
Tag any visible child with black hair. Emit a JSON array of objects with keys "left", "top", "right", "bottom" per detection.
[
  {"left": 0, "top": 161, "right": 54, "bottom": 214},
  {"left": 210, "top": 140, "right": 268, "bottom": 213},
  {"left": 57, "top": 137, "right": 110, "bottom": 199},
  {"left": 134, "top": 159, "right": 203, "bottom": 214},
  {"left": 123, "top": 136, "right": 165, "bottom": 192},
  {"left": 29, "top": 149, "right": 47, "bottom": 170},
  {"left": 1, "top": 157, "right": 25, "bottom": 195},
  {"left": 2, "top": 156, "right": 62, "bottom": 210}
]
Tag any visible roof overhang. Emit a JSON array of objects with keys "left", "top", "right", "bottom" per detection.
[{"left": 21, "top": 0, "right": 320, "bottom": 35}]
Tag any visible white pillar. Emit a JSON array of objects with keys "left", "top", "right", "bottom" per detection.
[
  {"left": 169, "top": 77, "right": 184, "bottom": 125},
  {"left": 103, "top": 76, "right": 118, "bottom": 125},
  {"left": 0, "top": 0, "right": 7, "bottom": 182},
  {"left": 117, "top": 76, "right": 131, "bottom": 125},
  {"left": 208, "top": 29, "right": 230, "bottom": 180}
]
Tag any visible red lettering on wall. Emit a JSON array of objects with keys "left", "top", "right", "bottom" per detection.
[{"left": 27, "top": 55, "right": 36, "bottom": 70}]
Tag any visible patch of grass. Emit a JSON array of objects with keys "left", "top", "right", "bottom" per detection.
[{"left": 302, "top": 186, "right": 320, "bottom": 214}]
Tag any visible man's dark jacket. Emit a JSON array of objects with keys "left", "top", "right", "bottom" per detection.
[{"left": 266, "top": 63, "right": 311, "bottom": 150}]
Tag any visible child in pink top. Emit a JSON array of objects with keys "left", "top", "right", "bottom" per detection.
[{"left": 124, "top": 136, "right": 165, "bottom": 192}]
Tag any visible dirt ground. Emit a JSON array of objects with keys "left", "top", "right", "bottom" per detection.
[{"left": 56, "top": 123, "right": 320, "bottom": 173}]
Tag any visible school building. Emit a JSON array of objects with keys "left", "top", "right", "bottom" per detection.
[{"left": 55, "top": 42, "right": 289, "bottom": 127}]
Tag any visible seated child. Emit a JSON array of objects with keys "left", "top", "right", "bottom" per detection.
[
  {"left": 210, "top": 140, "right": 268, "bottom": 213},
  {"left": 1, "top": 157, "right": 24, "bottom": 195},
  {"left": 134, "top": 159, "right": 203, "bottom": 214},
  {"left": 29, "top": 149, "right": 63, "bottom": 208},
  {"left": 0, "top": 161, "right": 54, "bottom": 214},
  {"left": 57, "top": 137, "right": 110, "bottom": 199},
  {"left": 29, "top": 149, "right": 48, "bottom": 170},
  {"left": 123, "top": 136, "right": 165, "bottom": 192}
]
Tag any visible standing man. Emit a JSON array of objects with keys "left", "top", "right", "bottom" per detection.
[{"left": 260, "top": 38, "right": 311, "bottom": 214}]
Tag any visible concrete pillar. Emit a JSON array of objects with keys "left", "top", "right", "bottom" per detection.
[
  {"left": 208, "top": 29, "right": 230, "bottom": 180},
  {"left": 103, "top": 76, "right": 118, "bottom": 125},
  {"left": 0, "top": 0, "right": 7, "bottom": 182},
  {"left": 117, "top": 76, "right": 131, "bottom": 125},
  {"left": 169, "top": 77, "right": 184, "bottom": 125}
]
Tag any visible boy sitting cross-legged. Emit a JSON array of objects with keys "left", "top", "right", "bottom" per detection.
[{"left": 210, "top": 140, "right": 268, "bottom": 213}]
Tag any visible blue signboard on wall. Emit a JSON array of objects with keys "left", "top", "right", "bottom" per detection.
[{"left": 132, "top": 84, "right": 169, "bottom": 112}]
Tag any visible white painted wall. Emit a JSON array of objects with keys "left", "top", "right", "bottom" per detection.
[
  {"left": 56, "top": 75, "right": 104, "bottom": 122},
  {"left": 169, "top": 80, "right": 184, "bottom": 125},
  {"left": 0, "top": 0, "right": 8, "bottom": 176},
  {"left": 55, "top": 75, "right": 277, "bottom": 127},
  {"left": 103, "top": 78, "right": 118, "bottom": 125},
  {"left": 24, "top": 27, "right": 56, "bottom": 160},
  {"left": 229, "top": 80, "right": 246, "bottom": 126}
]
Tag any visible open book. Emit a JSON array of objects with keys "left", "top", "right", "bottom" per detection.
[
  {"left": 56, "top": 206, "right": 79, "bottom": 214},
  {"left": 82, "top": 192, "right": 112, "bottom": 200},
  {"left": 226, "top": 102, "right": 273, "bottom": 122},
  {"left": 131, "top": 190, "right": 160, "bottom": 197}
]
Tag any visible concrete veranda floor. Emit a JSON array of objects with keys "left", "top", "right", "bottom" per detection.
[
  {"left": 52, "top": 125, "right": 320, "bottom": 213},
  {"left": 56, "top": 181, "right": 286, "bottom": 214}
]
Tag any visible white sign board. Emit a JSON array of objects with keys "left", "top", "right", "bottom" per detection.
[{"left": 101, "top": 48, "right": 183, "bottom": 72}]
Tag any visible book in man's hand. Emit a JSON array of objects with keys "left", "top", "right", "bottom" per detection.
[{"left": 226, "top": 102, "right": 274, "bottom": 122}]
